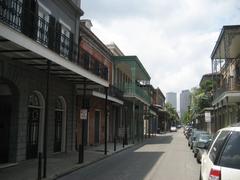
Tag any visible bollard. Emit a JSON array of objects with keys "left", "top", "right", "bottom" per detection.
[{"left": 38, "top": 152, "right": 42, "bottom": 180}]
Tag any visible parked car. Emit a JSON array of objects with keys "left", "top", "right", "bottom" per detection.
[
  {"left": 177, "top": 124, "right": 182, "bottom": 129},
  {"left": 185, "top": 127, "right": 193, "bottom": 139},
  {"left": 196, "top": 141, "right": 211, "bottom": 163},
  {"left": 188, "top": 129, "right": 202, "bottom": 149},
  {"left": 192, "top": 132, "right": 211, "bottom": 156},
  {"left": 170, "top": 126, "right": 177, "bottom": 132},
  {"left": 184, "top": 125, "right": 191, "bottom": 134},
  {"left": 200, "top": 124, "right": 240, "bottom": 180}
]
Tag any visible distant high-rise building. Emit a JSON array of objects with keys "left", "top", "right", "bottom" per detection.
[
  {"left": 166, "top": 92, "right": 177, "bottom": 110},
  {"left": 180, "top": 90, "right": 191, "bottom": 118}
]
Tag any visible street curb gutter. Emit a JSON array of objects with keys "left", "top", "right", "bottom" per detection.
[{"left": 46, "top": 144, "right": 136, "bottom": 180}]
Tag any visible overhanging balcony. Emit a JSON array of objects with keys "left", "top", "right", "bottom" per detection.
[
  {"left": 213, "top": 82, "right": 240, "bottom": 106},
  {"left": 0, "top": 0, "right": 108, "bottom": 86},
  {"left": 124, "top": 84, "right": 150, "bottom": 105}
]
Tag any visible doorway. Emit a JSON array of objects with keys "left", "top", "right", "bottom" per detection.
[
  {"left": 0, "top": 96, "right": 11, "bottom": 163},
  {"left": 26, "top": 92, "right": 44, "bottom": 159}
]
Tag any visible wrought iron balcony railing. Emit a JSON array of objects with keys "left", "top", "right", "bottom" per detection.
[
  {"left": 93, "top": 85, "right": 123, "bottom": 100},
  {"left": 0, "top": 0, "right": 109, "bottom": 81},
  {"left": 124, "top": 84, "right": 150, "bottom": 104}
]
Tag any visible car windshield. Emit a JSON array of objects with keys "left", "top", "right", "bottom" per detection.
[{"left": 198, "top": 134, "right": 210, "bottom": 141}]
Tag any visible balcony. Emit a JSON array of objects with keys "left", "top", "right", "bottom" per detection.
[
  {"left": 93, "top": 85, "right": 123, "bottom": 100},
  {"left": 124, "top": 84, "right": 150, "bottom": 104},
  {"left": 0, "top": 0, "right": 108, "bottom": 80}
]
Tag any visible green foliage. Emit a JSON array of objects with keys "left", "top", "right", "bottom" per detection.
[
  {"left": 188, "top": 79, "right": 214, "bottom": 120},
  {"left": 182, "top": 111, "right": 190, "bottom": 124},
  {"left": 165, "top": 102, "right": 179, "bottom": 122}
]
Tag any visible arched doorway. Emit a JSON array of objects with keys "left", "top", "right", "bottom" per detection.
[
  {"left": 54, "top": 96, "right": 66, "bottom": 152},
  {"left": 26, "top": 91, "right": 45, "bottom": 159},
  {"left": 0, "top": 84, "right": 13, "bottom": 163}
]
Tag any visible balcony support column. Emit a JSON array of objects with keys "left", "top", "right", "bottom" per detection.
[
  {"left": 43, "top": 60, "right": 51, "bottom": 178},
  {"left": 221, "top": 100, "right": 224, "bottom": 128},
  {"left": 213, "top": 105, "right": 216, "bottom": 133},
  {"left": 78, "top": 78, "right": 87, "bottom": 164},
  {"left": 132, "top": 100, "right": 135, "bottom": 144},
  {"left": 226, "top": 97, "right": 230, "bottom": 126},
  {"left": 104, "top": 87, "right": 108, "bottom": 155}
]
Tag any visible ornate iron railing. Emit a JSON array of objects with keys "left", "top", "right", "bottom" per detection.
[
  {"left": 0, "top": 0, "right": 108, "bottom": 81},
  {"left": 124, "top": 83, "right": 150, "bottom": 104}
]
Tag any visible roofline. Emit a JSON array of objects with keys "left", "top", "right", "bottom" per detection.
[
  {"left": 80, "top": 22, "right": 113, "bottom": 60},
  {"left": 113, "top": 55, "right": 151, "bottom": 80},
  {"left": 211, "top": 25, "right": 240, "bottom": 59},
  {"left": 106, "top": 43, "right": 124, "bottom": 56}
]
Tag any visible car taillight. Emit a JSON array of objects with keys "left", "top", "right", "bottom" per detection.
[{"left": 208, "top": 168, "right": 221, "bottom": 180}]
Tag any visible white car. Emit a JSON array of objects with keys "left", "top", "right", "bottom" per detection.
[
  {"left": 200, "top": 124, "right": 240, "bottom": 180},
  {"left": 170, "top": 126, "right": 177, "bottom": 132}
]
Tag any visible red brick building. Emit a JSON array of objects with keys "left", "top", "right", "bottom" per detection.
[{"left": 76, "top": 20, "right": 123, "bottom": 146}]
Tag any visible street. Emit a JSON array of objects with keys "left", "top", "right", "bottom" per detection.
[{"left": 59, "top": 129, "right": 200, "bottom": 180}]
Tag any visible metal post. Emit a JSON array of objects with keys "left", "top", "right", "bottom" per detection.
[
  {"left": 38, "top": 152, "right": 42, "bottom": 180},
  {"left": 227, "top": 97, "right": 230, "bottom": 126},
  {"left": 79, "top": 78, "right": 87, "bottom": 163},
  {"left": 43, "top": 60, "right": 50, "bottom": 178},
  {"left": 124, "top": 106, "right": 128, "bottom": 145},
  {"left": 114, "top": 137, "right": 116, "bottom": 151},
  {"left": 132, "top": 101, "right": 135, "bottom": 144},
  {"left": 148, "top": 116, "right": 151, "bottom": 138},
  {"left": 114, "top": 106, "right": 117, "bottom": 151},
  {"left": 104, "top": 87, "right": 108, "bottom": 155}
]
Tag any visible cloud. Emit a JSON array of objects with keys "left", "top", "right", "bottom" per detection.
[{"left": 82, "top": 0, "right": 240, "bottom": 101}]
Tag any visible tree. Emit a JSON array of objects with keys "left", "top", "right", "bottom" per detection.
[
  {"left": 165, "top": 102, "right": 179, "bottom": 124},
  {"left": 189, "top": 80, "right": 214, "bottom": 121}
]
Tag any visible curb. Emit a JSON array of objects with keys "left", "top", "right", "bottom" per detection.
[{"left": 46, "top": 144, "right": 136, "bottom": 180}]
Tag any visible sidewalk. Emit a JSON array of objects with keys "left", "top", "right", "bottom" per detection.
[{"left": 0, "top": 143, "right": 134, "bottom": 180}]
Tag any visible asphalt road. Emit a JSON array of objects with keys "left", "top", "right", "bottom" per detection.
[{"left": 59, "top": 129, "right": 200, "bottom": 180}]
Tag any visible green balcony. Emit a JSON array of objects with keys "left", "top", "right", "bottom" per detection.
[{"left": 124, "top": 84, "right": 150, "bottom": 105}]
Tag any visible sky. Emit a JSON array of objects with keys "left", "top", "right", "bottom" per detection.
[{"left": 81, "top": 0, "right": 240, "bottom": 104}]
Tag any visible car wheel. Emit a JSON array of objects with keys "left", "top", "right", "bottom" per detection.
[
  {"left": 191, "top": 145, "right": 193, "bottom": 149},
  {"left": 194, "top": 153, "right": 197, "bottom": 158}
]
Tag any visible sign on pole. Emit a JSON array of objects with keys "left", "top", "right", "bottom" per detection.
[
  {"left": 80, "top": 109, "right": 88, "bottom": 120},
  {"left": 205, "top": 111, "right": 211, "bottom": 122}
]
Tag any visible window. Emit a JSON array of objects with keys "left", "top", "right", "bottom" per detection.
[
  {"left": 27, "top": 92, "right": 41, "bottom": 159},
  {"left": 219, "top": 131, "right": 240, "bottom": 169},
  {"left": 209, "top": 131, "right": 230, "bottom": 163},
  {"left": 37, "top": 10, "right": 49, "bottom": 46},
  {"left": 60, "top": 25, "right": 70, "bottom": 58},
  {"left": 54, "top": 98, "right": 63, "bottom": 152}
]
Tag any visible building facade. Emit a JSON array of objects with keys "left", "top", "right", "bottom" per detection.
[
  {"left": 0, "top": 0, "right": 111, "bottom": 168},
  {"left": 76, "top": 20, "right": 123, "bottom": 146},
  {"left": 211, "top": 25, "right": 240, "bottom": 132}
]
